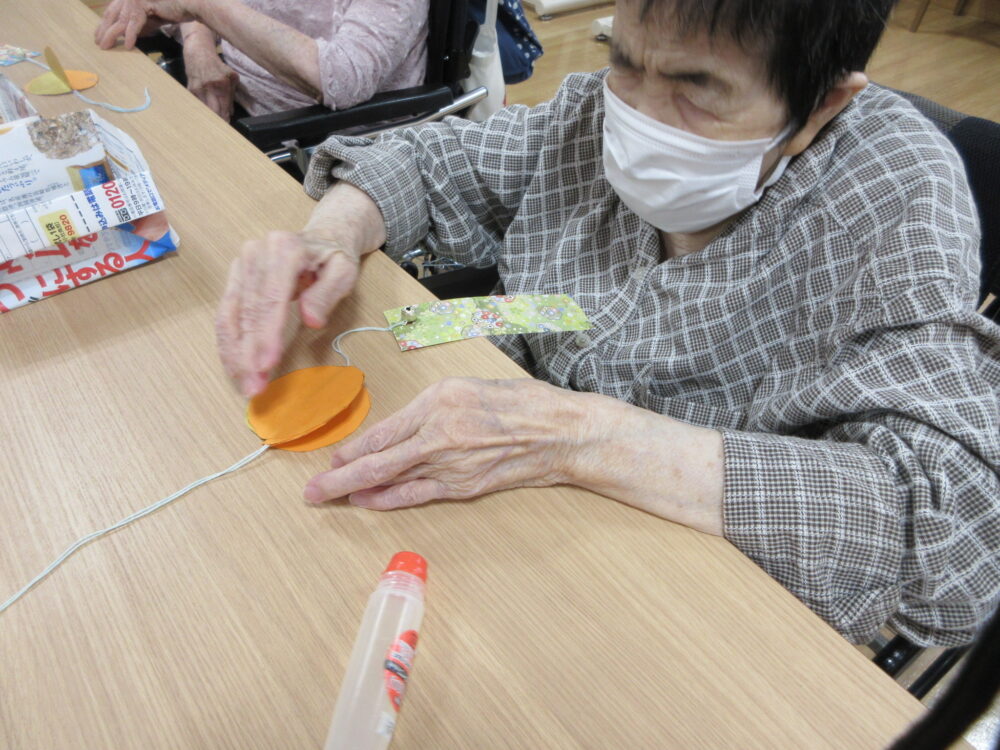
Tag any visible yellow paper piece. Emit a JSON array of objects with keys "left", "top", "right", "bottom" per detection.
[
  {"left": 44, "top": 47, "right": 71, "bottom": 89},
  {"left": 247, "top": 366, "right": 365, "bottom": 445},
  {"left": 274, "top": 387, "right": 371, "bottom": 452},
  {"left": 26, "top": 71, "right": 71, "bottom": 95},
  {"left": 38, "top": 210, "right": 76, "bottom": 246}
]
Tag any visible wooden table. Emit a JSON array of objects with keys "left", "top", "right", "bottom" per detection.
[{"left": 0, "top": 1, "right": 929, "bottom": 747}]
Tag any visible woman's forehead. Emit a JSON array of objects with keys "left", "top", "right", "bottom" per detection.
[
  {"left": 614, "top": 0, "right": 770, "bottom": 58},
  {"left": 612, "top": 6, "right": 773, "bottom": 93}
]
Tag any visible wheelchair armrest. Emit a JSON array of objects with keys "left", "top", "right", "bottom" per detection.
[
  {"left": 135, "top": 33, "right": 185, "bottom": 58},
  {"left": 419, "top": 265, "right": 499, "bottom": 299},
  {"left": 234, "top": 85, "right": 456, "bottom": 151}
]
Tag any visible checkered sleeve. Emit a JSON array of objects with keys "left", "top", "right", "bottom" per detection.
[
  {"left": 723, "top": 150, "right": 1000, "bottom": 646},
  {"left": 304, "top": 89, "right": 565, "bottom": 265}
]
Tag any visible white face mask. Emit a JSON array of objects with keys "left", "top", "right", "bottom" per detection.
[{"left": 602, "top": 80, "right": 793, "bottom": 233}]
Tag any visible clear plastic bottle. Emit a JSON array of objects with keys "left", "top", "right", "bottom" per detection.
[{"left": 324, "top": 552, "right": 427, "bottom": 750}]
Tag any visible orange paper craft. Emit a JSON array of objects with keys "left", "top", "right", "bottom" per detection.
[
  {"left": 247, "top": 365, "right": 365, "bottom": 446},
  {"left": 274, "top": 387, "right": 371, "bottom": 452},
  {"left": 24, "top": 47, "right": 99, "bottom": 95},
  {"left": 25, "top": 70, "right": 99, "bottom": 95}
]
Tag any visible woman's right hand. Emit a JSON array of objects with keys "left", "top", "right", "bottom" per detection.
[
  {"left": 215, "top": 230, "right": 362, "bottom": 398},
  {"left": 216, "top": 182, "right": 386, "bottom": 398}
]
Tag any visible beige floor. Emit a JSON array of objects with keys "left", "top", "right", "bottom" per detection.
[{"left": 79, "top": 0, "right": 1000, "bottom": 746}]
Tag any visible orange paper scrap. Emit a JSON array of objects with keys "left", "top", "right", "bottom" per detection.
[
  {"left": 246, "top": 365, "right": 367, "bottom": 448},
  {"left": 276, "top": 387, "right": 372, "bottom": 452}
]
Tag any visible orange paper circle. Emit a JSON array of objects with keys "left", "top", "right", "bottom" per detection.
[
  {"left": 247, "top": 365, "right": 365, "bottom": 445},
  {"left": 273, "top": 387, "right": 371, "bottom": 452},
  {"left": 65, "top": 70, "right": 99, "bottom": 91}
]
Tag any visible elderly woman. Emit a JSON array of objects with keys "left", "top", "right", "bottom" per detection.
[
  {"left": 94, "top": 0, "right": 428, "bottom": 119},
  {"left": 216, "top": 0, "right": 1000, "bottom": 648}
]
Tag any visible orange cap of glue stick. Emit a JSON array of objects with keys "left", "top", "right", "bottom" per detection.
[{"left": 383, "top": 551, "right": 427, "bottom": 582}]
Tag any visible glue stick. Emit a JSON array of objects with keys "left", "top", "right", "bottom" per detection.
[{"left": 324, "top": 552, "right": 427, "bottom": 750}]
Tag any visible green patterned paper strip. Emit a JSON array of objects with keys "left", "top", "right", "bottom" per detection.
[{"left": 383, "top": 294, "right": 592, "bottom": 351}]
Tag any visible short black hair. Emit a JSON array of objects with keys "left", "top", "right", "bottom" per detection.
[{"left": 636, "top": 0, "right": 898, "bottom": 127}]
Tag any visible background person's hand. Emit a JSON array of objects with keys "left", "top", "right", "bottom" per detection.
[
  {"left": 185, "top": 50, "right": 238, "bottom": 120},
  {"left": 215, "top": 230, "right": 361, "bottom": 398},
  {"left": 303, "top": 378, "right": 586, "bottom": 508},
  {"left": 95, "top": 0, "right": 196, "bottom": 49}
]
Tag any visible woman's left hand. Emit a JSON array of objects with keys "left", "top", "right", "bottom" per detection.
[
  {"left": 303, "top": 378, "right": 587, "bottom": 509},
  {"left": 185, "top": 49, "right": 239, "bottom": 119},
  {"left": 95, "top": 0, "right": 198, "bottom": 49}
]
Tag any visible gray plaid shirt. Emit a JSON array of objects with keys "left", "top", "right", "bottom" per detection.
[{"left": 306, "top": 73, "right": 1000, "bottom": 647}]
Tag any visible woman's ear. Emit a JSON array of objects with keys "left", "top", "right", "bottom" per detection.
[{"left": 783, "top": 71, "right": 869, "bottom": 156}]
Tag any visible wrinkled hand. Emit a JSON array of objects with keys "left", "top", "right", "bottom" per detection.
[
  {"left": 303, "top": 378, "right": 585, "bottom": 508},
  {"left": 185, "top": 51, "right": 238, "bottom": 120},
  {"left": 95, "top": 0, "right": 196, "bottom": 49},
  {"left": 216, "top": 230, "right": 361, "bottom": 398}
]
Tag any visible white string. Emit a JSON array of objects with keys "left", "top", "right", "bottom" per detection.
[
  {"left": 0, "top": 444, "right": 269, "bottom": 615},
  {"left": 3, "top": 321, "right": 406, "bottom": 614},
  {"left": 23, "top": 55, "right": 152, "bottom": 112},
  {"left": 73, "top": 87, "right": 152, "bottom": 113},
  {"left": 332, "top": 322, "right": 406, "bottom": 366}
]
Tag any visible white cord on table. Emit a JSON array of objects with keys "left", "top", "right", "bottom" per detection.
[
  {"left": 0, "top": 445, "right": 269, "bottom": 615},
  {"left": 332, "top": 322, "right": 406, "bottom": 366},
  {"left": 3, "top": 321, "right": 407, "bottom": 614}
]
